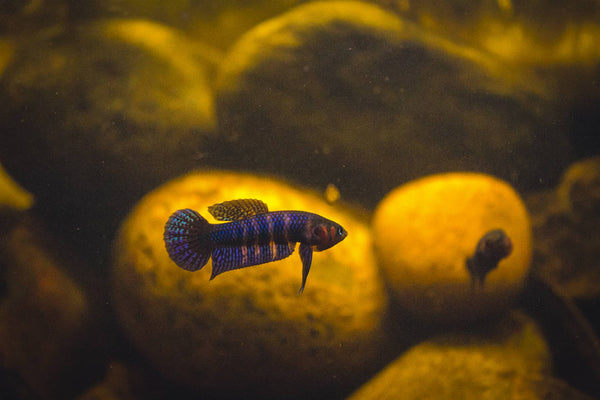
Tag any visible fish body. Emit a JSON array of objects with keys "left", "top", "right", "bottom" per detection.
[{"left": 164, "top": 199, "right": 347, "bottom": 293}]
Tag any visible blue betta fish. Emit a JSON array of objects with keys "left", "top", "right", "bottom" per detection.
[{"left": 163, "top": 199, "right": 348, "bottom": 293}]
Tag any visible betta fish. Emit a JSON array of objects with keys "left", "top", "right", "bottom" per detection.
[
  {"left": 466, "top": 228, "right": 513, "bottom": 288},
  {"left": 163, "top": 199, "right": 348, "bottom": 294}
]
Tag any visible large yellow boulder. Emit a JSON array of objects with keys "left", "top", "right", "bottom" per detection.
[
  {"left": 112, "top": 170, "right": 389, "bottom": 398},
  {"left": 373, "top": 172, "right": 531, "bottom": 324},
  {"left": 348, "top": 311, "right": 561, "bottom": 400}
]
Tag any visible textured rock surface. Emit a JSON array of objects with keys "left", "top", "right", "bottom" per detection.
[
  {"left": 376, "top": 0, "right": 600, "bottom": 161},
  {"left": 348, "top": 310, "right": 593, "bottom": 400},
  {"left": 92, "top": 0, "right": 306, "bottom": 50},
  {"left": 0, "top": 217, "right": 100, "bottom": 399},
  {"left": 557, "top": 156, "right": 600, "bottom": 222},
  {"left": 0, "top": 19, "right": 217, "bottom": 257},
  {"left": 529, "top": 156, "right": 600, "bottom": 299},
  {"left": 77, "top": 362, "right": 145, "bottom": 400},
  {"left": 377, "top": 0, "right": 600, "bottom": 66},
  {"left": 0, "top": 163, "right": 32, "bottom": 213},
  {"left": 0, "top": 0, "right": 68, "bottom": 33},
  {"left": 373, "top": 172, "right": 531, "bottom": 324},
  {"left": 215, "top": 0, "right": 570, "bottom": 207},
  {"left": 112, "top": 171, "right": 389, "bottom": 399}
]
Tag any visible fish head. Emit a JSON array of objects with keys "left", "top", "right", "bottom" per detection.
[
  {"left": 477, "top": 228, "right": 512, "bottom": 260},
  {"left": 311, "top": 219, "right": 347, "bottom": 251}
]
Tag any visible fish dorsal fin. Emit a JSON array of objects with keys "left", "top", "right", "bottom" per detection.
[{"left": 207, "top": 199, "right": 269, "bottom": 221}]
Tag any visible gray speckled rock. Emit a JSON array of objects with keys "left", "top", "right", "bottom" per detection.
[
  {"left": 215, "top": 0, "right": 571, "bottom": 207},
  {"left": 112, "top": 171, "right": 391, "bottom": 399},
  {"left": 0, "top": 19, "right": 217, "bottom": 257}
]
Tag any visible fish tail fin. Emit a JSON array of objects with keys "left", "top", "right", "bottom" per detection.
[{"left": 164, "top": 209, "right": 212, "bottom": 271}]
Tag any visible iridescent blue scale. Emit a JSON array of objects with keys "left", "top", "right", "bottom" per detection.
[{"left": 209, "top": 211, "right": 311, "bottom": 247}]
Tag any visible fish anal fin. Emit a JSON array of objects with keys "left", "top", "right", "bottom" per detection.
[
  {"left": 210, "top": 242, "right": 295, "bottom": 279},
  {"left": 207, "top": 199, "right": 269, "bottom": 221},
  {"left": 298, "top": 243, "right": 313, "bottom": 295}
]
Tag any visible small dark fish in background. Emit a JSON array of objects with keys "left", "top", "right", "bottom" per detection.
[
  {"left": 466, "top": 228, "right": 513, "bottom": 288},
  {"left": 163, "top": 199, "right": 348, "bottom": 294}
]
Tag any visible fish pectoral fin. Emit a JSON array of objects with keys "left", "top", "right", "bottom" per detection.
[
  {"left": 207, "top": 199, "right": 269, "bottom": 221},
  {"left": 298, "top": 243, "right": 313, "bottom": 295}
]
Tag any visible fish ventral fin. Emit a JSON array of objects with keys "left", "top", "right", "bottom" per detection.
[
  {"left": 207, "top": 199, "right": 269, "bottom": 221},
  {"left": 210, "top": 242, "right": 295, "bottom": 279},
  {"left": 164, "top": 209, "right": 212, "bottom": 272}
]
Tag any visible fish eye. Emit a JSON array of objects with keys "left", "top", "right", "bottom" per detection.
[{"left": 337, "top": 227, "right": 344, "bottom": 236}]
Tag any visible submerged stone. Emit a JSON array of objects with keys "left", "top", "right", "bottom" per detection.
[
  {"left": 529, "top": 156, "right": 600, "bottom": 299},
  {"left": 348, "top": 311, "right": 592, "bottom": 400},
  {"left": 112, "top": 170, "right": 390, "bottom": 399},
  {"left": 77, "top": 361, "right": 145, "bottom": 400},
  {"left": 0, "top": 19, "right": 217, "bottom": 258},
  {"left": 0, "top": 217, "right": 101, "bottom": 399},
  {"left": 373, "top": 172, "right": 531, "bottom": 324},
  {"left": 92, "top": 0, "right": 306, "bottom": 50},
  {"left": 0, "top": 163, "right": 32, "bottom": 213},
  {"left": 215, "top": 0, "right": 571, "bottom": 207}
]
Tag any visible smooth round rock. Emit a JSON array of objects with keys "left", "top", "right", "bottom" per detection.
[
  {"left": 93, "top": 0, "right": 305, "bottom": 50},
  {"left": 0, "top": 0, "right": 68, "bottom": 34},
  {"left": 0, "top": 217, "right": 98, "bottom": 399},
  {"left": 557, "top": 156, "right": 600, "bottom": 222},
  {"left": 215, "top": 0, "right": 570, "bottom": 207},
  {"left": 372, "top": 172, "right": 532, "bottom": 324},
  {"left": 380, "top": 0, "right": 600, "bottom": 65},
  {"left": 77, "top": 362, "right": 144, "bottom": 400},
  {"left": 0, "top": 38, "right": 15, "bottom": 76},
  {"left": 112, "top": 171, "right": 389, "bottom": 399},
  {"left": 529, "top": 157, "right": 600, "bottom": 299},
  {"left": 348, "top": 311, "right": 567, "bottom": 400},
  {"left": 0, "top": 163, "right": 32, "bottom": 213},
  {"left": 0, "top": 19, "right": 217, "bottom": 256}
]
